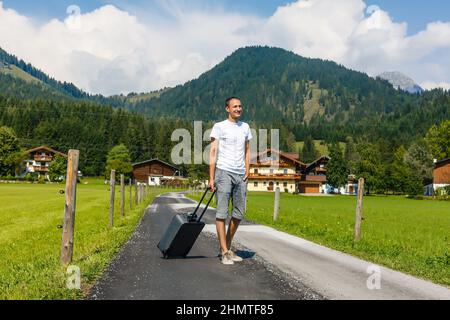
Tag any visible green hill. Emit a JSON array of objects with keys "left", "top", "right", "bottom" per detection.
[
  {"left": 295, "top": 140, "right": 346, "bottom": 157},
  {"left": 132, "top": 46, "right": 449, "bottom": 145},
  {"left": 0, "top": 61, "right": 43, "bottom": 84},
  {"left": 1, "top": 45, "right": 449, "bottom": 153}
]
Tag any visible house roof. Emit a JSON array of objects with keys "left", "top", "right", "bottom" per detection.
[
  {"left": 25, "top": 145, "right": 67, "bottom": 157},
  {"left": 305, "top": 155, "right": 331, "bottom": 172},
  {"left": 281, "top": 152, "right": 300, "bottom": 160},
  {"left": 435, "top": 158, "right": 450, "bottom": 167},
  {"left": 132, "top": 158, "right": 179, "bottom": 171},
  {"left": 251, "top": 148, "right": 305, "bottom": 166}
]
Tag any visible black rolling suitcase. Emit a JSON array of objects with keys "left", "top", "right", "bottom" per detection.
[{"left": 157, "top": 188, "right": 216, "bottom": 259}]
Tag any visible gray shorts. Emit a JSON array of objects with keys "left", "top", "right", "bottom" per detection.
[{"left": 214, "top": 168, "right": 247, "bottom": 220}]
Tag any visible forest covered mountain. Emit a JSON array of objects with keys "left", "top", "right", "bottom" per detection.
[
  {"left": 130, "top": 46, "right": 449, "bottom": 145},
  {"left": 1, "top": 45, "right": 449, "bottom": 177}
]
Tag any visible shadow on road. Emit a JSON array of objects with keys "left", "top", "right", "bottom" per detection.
[
  {"left": 236, "top": 250, "right": 256, "bottom": 259},
  {"left": 160, "top": 255, "right": 210, "bottom": 260}
]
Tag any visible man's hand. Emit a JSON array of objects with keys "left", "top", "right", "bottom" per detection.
[{"left": 209, "top": 179, "right": 216, "bottom": 192}]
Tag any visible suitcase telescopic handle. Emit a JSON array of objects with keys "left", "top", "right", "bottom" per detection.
[
  {"left": 191, "top": 187, "right": 210, "bottom": 217},
  {"left": 196, "top": 187, "right": 216, "bottom": 222}
]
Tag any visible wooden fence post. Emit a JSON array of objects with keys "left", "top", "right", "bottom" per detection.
[
  {"left": 120, "top": 174, "right": 125, "bottom": 217},
  {"left": 134, "top": 181, "right": 138, "bottom": 205},
  {"left": 60, "top": 149, "right": 79, "bottom": 265},
  {"left": 109, "top": 170, "right": 116, "bottom": 228},
  {"left": 129, "top": 178, "right": 132, "bottom": 210},
  {"left": 138, "top": 184, "right": 142, "bottom": 204},
  {"left": 354, "top": 178, "right": 364, "bottom": 241},
  {"left": 273, "top": 187, "right": 280, "bottom": 221},
  {"left": 143, "top": 183, "right": 146, "bottom": 200}
]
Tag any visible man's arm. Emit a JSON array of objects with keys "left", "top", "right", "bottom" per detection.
[
  {"left": 244, "top": 140, "right": 250, "bottom": 181},
  {"left": 209, "top": 138, "right": 218, "bottom": 191}
]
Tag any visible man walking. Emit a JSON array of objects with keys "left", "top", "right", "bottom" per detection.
[{"left": 209, "top": 96, "right": 252, "bottom": 265}]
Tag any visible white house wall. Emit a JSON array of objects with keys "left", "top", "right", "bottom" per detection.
[
  {"left": 247, "top": 180, "right": 296, "bottom": 193},
  {"left": 250, "top": 167, "right": 296, "bottom": 174}
]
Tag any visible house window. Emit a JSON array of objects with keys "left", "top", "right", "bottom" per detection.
[
  {"left": 276, "top": 181, "right": 279, "bottom": 186},
  {"left": 270, "top": 169, "right": 274, "bottom": 174},
  {"left": 254, "top": 169, "right": 258, "bottom": 174},
  {"left": 263, "top": 181, "right": 267, "bottom": 186},
  {"left": 150, "top": 178, "right": 155, "bottom": 182},
  {"left": 283, "top": 169, "right": 288, "bottom": 174},
  {"left": 283, "top": 182, "right": 288, "bottom": 187},
  {"left": 254, "top": 182, "right": 258, "bottom": 187}
]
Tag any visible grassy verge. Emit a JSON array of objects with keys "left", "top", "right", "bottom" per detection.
[
  {"left": 0, "top": 180, "right": 180, "bottom": 299},
  {"left": 187, "top": 191, "right": 450, "bottom": 287}
]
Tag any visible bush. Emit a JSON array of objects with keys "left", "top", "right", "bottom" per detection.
[
  {"left": 445, "top": 185, "right": 450, "bottom": 194},
  {"left": 406, "top": 195, "right": 424, "bottom": 200},
  {"left": 435, "top": 187, "right": 449, "bottom": 196},
  {"left": 37, "top": 176, "right": 46, "bottom": 184}
]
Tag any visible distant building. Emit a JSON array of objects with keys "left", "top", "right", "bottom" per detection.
[
  {"left": 132, "top": 158, "right": 184, "bottom": 186},
  {"left": 300, "top": 155, "right": 329, "bottom": 194},
  {"left": 344, "top": 174, "right": 358, "bottom": 195},
  {"left": 247, "top": 149, "right": 302, "bottom": 193},
  {"left": 247, "top": 149, "right": 329, "bottom": 194},
  {"left": 424, "top": 158, "right": 450, "bottom": 196},
  {"left": 23, "top": 146, "right": 67, "bottom": 180}
]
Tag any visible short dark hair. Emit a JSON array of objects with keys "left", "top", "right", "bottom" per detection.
[{"left": 225, "top": 96, "right": 240, "bottom": 107}]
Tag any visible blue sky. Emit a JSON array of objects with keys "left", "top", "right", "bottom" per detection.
[{"left": 3, "top": 0, "right": 449, "bottom": 35}]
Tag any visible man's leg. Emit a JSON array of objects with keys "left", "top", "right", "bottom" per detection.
[
  {"left": 215, "top": 169, "right": 232, "bottom": 255},
  {"left": 227, "top": 173, "right": 246, "bottom": 249},
  {"left": 216, "top": 218, "right": 228, "bottom": 255},
  {"left": 226, "top": 217, "right": 241, "bottom": 250}
]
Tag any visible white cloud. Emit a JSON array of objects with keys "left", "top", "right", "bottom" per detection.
[{"left": 0, "top": 0, "right": 449, "bottom": 95}]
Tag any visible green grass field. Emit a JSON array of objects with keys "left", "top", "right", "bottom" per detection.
[
  {"left": 0, "top": 180, "right": 179, "bottom": 299},
  {"left": 189, "top": 192, "right": 450, "bottom": 286}
]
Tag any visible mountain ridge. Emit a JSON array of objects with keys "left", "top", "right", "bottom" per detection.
[{"left": 377, "top": 71, "right": 423, "bottom": 94}]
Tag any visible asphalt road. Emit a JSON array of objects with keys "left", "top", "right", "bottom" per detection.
[{"left": 88, "top": 192, "right": 322, "bottom": 300}]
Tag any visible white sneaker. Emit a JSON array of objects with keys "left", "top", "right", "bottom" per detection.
[
  {"left": 221, "top": 251, "right": 234, "bottom": 265},
  {"left": 228, "top": 250, "right": 243, "bottom": 262}
]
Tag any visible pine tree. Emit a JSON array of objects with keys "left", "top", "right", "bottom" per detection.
[
  {"left": 327, "top": 143, "right": 348, "bottom": 191},
  {"left": 301, "top": 136, "right": 320, "bottom": 163},
  {"left": 0, "top": 126, "right": 21, "bottom": 176},
  {"left": 105, "top": 144, "right": 133, "bottom": 179},
  {"left": 426, "top": 120, "right": 450, "bottom": 160}
]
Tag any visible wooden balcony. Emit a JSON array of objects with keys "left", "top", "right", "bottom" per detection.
[
  {"left": 301, "top": 175, "right": 327, "bottom": 182},
  {"left": 251, "top": 162, "right": 293, "bottom": 168},
  {"left": 33, "top": 165, "right": 49, "bottom": 172},
  {"left": 248, "top": 173, "right": 301, "bottom": 180},
  {"left": 34, "top": 155, "right": 52, "bottom": 162}
]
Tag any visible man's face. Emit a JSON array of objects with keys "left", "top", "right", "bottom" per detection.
[{"left": 226, "top": 99, "right": 242, "bottom": 119}]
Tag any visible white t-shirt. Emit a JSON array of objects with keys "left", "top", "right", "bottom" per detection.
[{"left": 210, "top": 119, "right": 252, "bottom": 175}]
